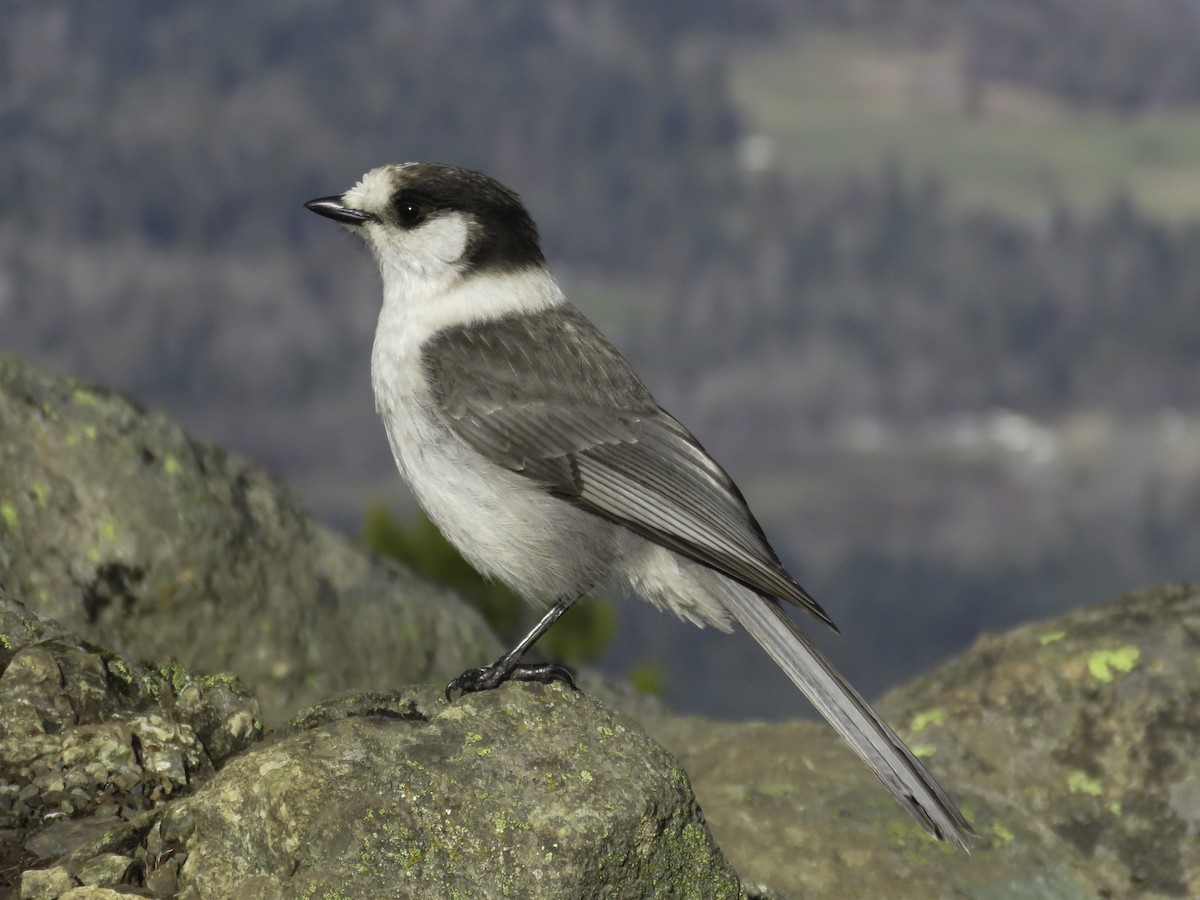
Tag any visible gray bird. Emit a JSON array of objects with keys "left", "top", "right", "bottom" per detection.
[{"left": 306, "top": 162, "right": 974, "bottom": 848}]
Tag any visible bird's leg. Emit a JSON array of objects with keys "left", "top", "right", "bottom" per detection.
[{"left": 446, "top": 596, "right": 578, "bottom": 700}]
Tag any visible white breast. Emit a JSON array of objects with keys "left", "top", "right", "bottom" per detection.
[{"left": 369, "top": 271, "right": 621, "bottom": 605}]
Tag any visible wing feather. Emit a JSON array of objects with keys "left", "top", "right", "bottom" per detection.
[{"left": 423, "top": 306, "right": 834, "bottom": 628}]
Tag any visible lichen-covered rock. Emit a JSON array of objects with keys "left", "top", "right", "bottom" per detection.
[
  {"left": 159, "top": 685, "right": 745, "bottom": 900},
  {"left": 884, "top": 582, "right": 1200, "bottom": 899},
  {"left": 0, "top": 589, "right": 261, "bottom": 836},
  {"left": 18, "top": 809, "right": 158, "bottom": 898},
  {"left": 0, "top": 588, "right": 261, "bottom": 897},
  {"left": 651, "top": 583, "right": 1200, "bottom": 898},
  {"left": 649, "top": 715, "right": 1092, "bottom": 899},
  {"left": 19, "top": 865, "right": 77, "bottom": 900},
  {"left": 0, "top": 351, "right": 500, "bottom": 724}
]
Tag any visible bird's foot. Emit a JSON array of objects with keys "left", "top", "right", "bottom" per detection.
[{"left": 445, "top": 661, "right": 577, "bottom": 701}]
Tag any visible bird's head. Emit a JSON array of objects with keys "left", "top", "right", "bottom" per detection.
[{"left": 306, "top": 163, "right": 545, "bottom": 291}]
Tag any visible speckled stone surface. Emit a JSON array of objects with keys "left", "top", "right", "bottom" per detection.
[
  {"left": 651, "top": 583, "right": 1200, "bottom": 899},
  {"left": 0, "top": 351, "right": 500, "bottom": 725},
  {"left": 161, "top": 685, "right": 745, "bottom": 900}
]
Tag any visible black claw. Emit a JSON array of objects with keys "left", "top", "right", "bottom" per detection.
[
  {"left": 445, "top": 662, "right": 578, "bottom": 701},
  {"left": 516, "top": 663, "right": 578, "bottom": 690},
  {"left": 444, "top": 666, "right": 500, "bottom": 701}
]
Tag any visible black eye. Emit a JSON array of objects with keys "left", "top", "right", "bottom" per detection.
[{"left": 394, "top": 198, "right": 424, "bottom": 227}]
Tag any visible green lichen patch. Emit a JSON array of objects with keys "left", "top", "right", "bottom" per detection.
[
  {"left": 1087, "top": 646, "right": 1140, "bottom": 683},
  {"left": 909, "top": 707, "right": 947, "bottom": 733},
  {"left": 72, "top": 387, "right": 100, "bottom": 407},
  {"left": 991, "top": 822, "right": 1015, "bottom": 846},
  {"left": 1067, "top": 770, "right": 1103, "bottom": 797}
]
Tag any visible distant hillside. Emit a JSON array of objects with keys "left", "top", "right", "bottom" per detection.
[
  {"left": 729, "top": 31, "right": 1200, "bottom": 221},
  {"left": 1, "top": 3, "right": 743, "bottom": 266},
  {"left": 650, "top": 172, "right": 1200, "bottom": 421},
  {"left": 770, "top": 0, "right": 1200, "bottom": 112}
]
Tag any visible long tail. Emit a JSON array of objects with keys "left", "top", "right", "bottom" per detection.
[{"left": 724, "top": 588, "right": 975, "bottom": 849}]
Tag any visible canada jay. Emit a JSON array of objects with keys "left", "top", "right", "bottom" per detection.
[{"left": 306, "top": 162, "right": 973, "bottom": 847}]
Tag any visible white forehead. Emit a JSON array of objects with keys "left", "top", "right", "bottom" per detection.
[{"left": 343, "top": 164, "right": 408, "bottom": 212}]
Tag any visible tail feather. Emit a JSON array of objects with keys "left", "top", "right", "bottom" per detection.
[{"left": 724, "top": 588, "right": 975, "bottom": 849}]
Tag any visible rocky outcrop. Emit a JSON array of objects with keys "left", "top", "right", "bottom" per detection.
[
  {"left": 160, "top": 687, "right": 744, "bottom": 899},
  {"left": 18, "top": 582, "right": 1199, "bottom": 899},
  {"left": 2, "top": 590, "right": 744, "bottom": 899},
  {"left": 883, "top": 582, "right": 1200, "bottom": 899},
  {"left": 0, "top": 588, "right": 260, "bottom": 898},
  {"left": 651, "top": 583, "right": 1200, "bottom": 899},
  {"left": 0, "top": 351, "right": 499, "bottom": 725},
  {"left": 5, "top": 355, "right": 1199, "bottom": 898}
]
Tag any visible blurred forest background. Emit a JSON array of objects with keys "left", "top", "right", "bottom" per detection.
[{"left": 4, "top": 0, "right": 1200, "bottom": 718}]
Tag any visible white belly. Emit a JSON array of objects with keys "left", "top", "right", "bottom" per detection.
[{"left": 372, "top": 337, "right": 618, "bottom": 605}]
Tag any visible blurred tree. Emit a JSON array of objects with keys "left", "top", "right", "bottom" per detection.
[{"left": 627, "top": 661, "right": 664, "bottom": 696}]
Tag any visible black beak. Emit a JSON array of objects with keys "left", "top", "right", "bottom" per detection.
[{"left": 305, "top": 196, "right": 375, "bottom": 225}]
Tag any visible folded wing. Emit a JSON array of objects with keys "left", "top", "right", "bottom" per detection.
[{"left": 423, "top": 306, "right": 834, "bottom": 628}]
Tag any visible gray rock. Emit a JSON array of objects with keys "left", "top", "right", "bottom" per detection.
[
  {"left": 24, "top": 818, "right": 128, "bottom": 863},
  {"left": 0, "top": 351, "right": 500, "bottom": 724},
  {"left": 649, "top": 716, "right": 1092, "bottom": 899},
  {"left": 141, "top": 852, "right": 180, "bottom": 898},
  {"left": 19, "top": 866, "right": 77, "bottom": 900},
  {"left": 0, "top": 587, "right": 260, "bottom": 896},
  {"left": 66, "top": 853, "right": 132, "bottom": 888},
  {"left": 0, "top": 588, "right": 261, "bottom": 835},
  {"left": 160, "top": 684, "right": 745, "bottom": 900},
  {"left": 883, "top": 582, "right": 1200, "bottom": 899},
  {"left": 649, "top": 583, "right": 1200, "bottom": 898}
]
